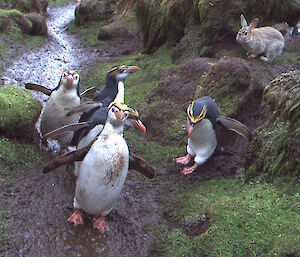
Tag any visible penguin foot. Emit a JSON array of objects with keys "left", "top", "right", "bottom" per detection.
[
  {"left": 93, "top": 216, "right": 109, "bottom": 232},
  {"left": 176, "top": 154, "right": 191, "bottom": 165},
  {"left": 181, "top": 164, "right": 198, "bottom": 175},
  {"left": 68, "top": 210, "right": 83, "bottom": 226}
]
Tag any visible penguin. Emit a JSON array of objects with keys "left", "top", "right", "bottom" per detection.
[
  {"left": 26, "top": 69, "right": 81, "bottom": 148},
  {"left": 176, "top": 96, "right": 252, "bottom": 175},
  {"left": 67, "top": 102, "right": 146, "bottom": 231},
  {"left": 66, "top": 64, "right": 140, "bottom": 117}
]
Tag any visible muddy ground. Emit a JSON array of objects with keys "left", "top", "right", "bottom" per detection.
[{"left": 1, "top": 2, "right": 300, "bottom": 257}]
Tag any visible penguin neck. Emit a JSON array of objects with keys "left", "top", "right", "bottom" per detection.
[
  {"left": 102, "top": 121, "right": 124, "bottom": 136},
  {"left": 114, "top": 81, "right": 124, "bottom": 103}
]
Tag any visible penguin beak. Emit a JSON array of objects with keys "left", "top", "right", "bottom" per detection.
[
  {"left": 67, "top": 75, "right": 74, "bottom": 86},
  {"left": 130, "top": 118, "right": 146, "bottom": 134},
  {"left": 188, "top": 125, "right": 194, "bottom": 138},
  {"left": 124, "top": 66, "right": 140, "bottom": 73}
]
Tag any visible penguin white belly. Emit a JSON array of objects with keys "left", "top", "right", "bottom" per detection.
[
  {"left": 75, "top": 134, "right": 129, "bottom": 216},
  {"left": 40, "top": 90, "right": 80, "bottom": 146},
  {"left": 187, "top": 118, "right": 217, "bottom": 165},
  {"left": 74, "top": 124, "right": 104, "bottom": 176}
]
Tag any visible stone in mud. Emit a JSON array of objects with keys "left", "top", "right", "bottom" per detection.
[
  {"left": 75, "top": 0, "right": 118, "bottom": 26},
  {"left": 245, "top": 70, "right": 300, "bottom": 179},
  {"left": 0, "top": 86, "right": 42, "bottom": 140},
  {"left": 98, "top": 25, "right": 128, "bottom": 40},
  {"left": 25, "top": 12, "right": 48, "bottom": 36},
  {"left": 194, "top": 56, "right": 251, "bottom": 115}
]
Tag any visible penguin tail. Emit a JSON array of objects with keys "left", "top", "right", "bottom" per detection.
[
  {"left": 66, "top": 101, "right": 103, "bottom": 117},
  {"left": 43, "top": 147, "right": 89, "bottom": 173},
  {"left": 25, "top": 83, "right": 52, "bottom": 96},
  {"left": 216, "top": 116, "right": 252, "bottom": 141},
  {"left": 42, "top": 122, "right": 89, "bottom": 141}
]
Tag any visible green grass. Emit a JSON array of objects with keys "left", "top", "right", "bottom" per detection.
[
  {"left": 0, "top": 208, "right": 11, "bottom": 246},
  {"left": 69, "top": 20, "right": 107, "bottom": 46},
  {"left": 0, "top": 137, "right": 42, "bottom": 184},
  {"left": 49, "top": 0, "right": 76, "bottom": 7},
  {"left": 155, "top": 174, "right": 300, "bottom": 257}
]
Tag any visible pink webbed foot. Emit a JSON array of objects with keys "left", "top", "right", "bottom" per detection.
[
  {"left": 181, "top": 163, "right": 198, "bottom": 175},
  {"left": 68, "top": 210, "right": 83, "bottom": 226},
  {"left": 176, "top": 154, "right": 191, "bottom": 165},
  {"left": 93, "top": 216, "right": 109, "bottom": 232}
]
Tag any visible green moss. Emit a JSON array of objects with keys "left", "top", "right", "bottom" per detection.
[
  {"left": 49, "top": 0, "right": 76, "bottom": 7},
  {"left": 156, "top": 175, "right": 300, "bottom": 257},
  {"left": 0, "top": 86, "right": 42, "bottom": 137},
  {"left": 0, "top": 136, "right": 42, "bottom": 184},
  {"left": 0, "top": 208, "right": 11, "bottom": 245}
]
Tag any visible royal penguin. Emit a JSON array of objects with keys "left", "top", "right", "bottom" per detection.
[
  {"left": 67, "top": 102, "right": 146, "bottom": 232},
  {"left": 39, "top": 69, "right": 81, "bottom": 148},
  {"left": 176, "top": 96, "right": 252, "bottom": 175}
]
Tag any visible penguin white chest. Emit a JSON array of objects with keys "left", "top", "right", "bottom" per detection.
[
  {"left": 75, "top": 133, "right": 129, "bottom": 216},
  {"left": 40, "top": 89, "right": 80, "bottom": 145},
  {"left": 187, "top": 118, "right": 217, "bottom": 165}
]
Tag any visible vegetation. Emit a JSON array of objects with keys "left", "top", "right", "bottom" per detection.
[
  {"left": 49, "top": 0, "right": 76, "bottom": 7},
  {"left": 153, "top": 174, "right": 300, "bottom": 257}
]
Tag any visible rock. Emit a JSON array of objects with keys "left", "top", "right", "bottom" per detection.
[
  {"left": 75, "top": 0, "right": 117, "bottom": 26},
  {"left": 0, "top": 86, "right": 42, "bottom": 140},
  {"left": 25, "top": 12, "right": 48, "bottom": 36},
  {"left": 245, "top": 70, "right": 300, "bottom": 179},
  {"left": 98, "top": 24, "right": 128, "bottom": 40},
  {"left": 135, "top": 0, "right": 193, "bottom": 53},
  {"left": 194, "top": 56, "right": 251, "bottom": 115},
  {"left": 0, "top": 9, "right": 31, "bottom": 34}
]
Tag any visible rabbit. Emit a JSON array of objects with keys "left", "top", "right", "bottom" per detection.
[{"left": 236, "top": 14, "right": 285, "bottom": 62}]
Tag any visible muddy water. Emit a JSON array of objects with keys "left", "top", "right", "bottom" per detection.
[
  {"left": 1, "top": 3, "right": 160, "bottom": 257},
  {"left": 1, "top": 3, "right": 98, "bottom": 99}
]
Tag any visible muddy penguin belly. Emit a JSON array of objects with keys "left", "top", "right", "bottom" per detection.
[{"left": 75, "top": 139, "right": 129, "bottom": 215}]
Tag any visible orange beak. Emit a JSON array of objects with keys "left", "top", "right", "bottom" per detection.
[
  {"left": 130, "top": 119, "right": 146, "bottom": 134},
  {"left": 124, "top": 66, "right": 140, "bottom": 73},
  {"left": 188, "top": 125, "right": 193, "bottom": 138},
  {"left": 67, "top": 75, "right": 74, "bottom": 86}
]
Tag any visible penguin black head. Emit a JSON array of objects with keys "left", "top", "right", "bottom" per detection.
[
  {"left": 106, "top": 65, "right": 140, "bottom": 82},
  {"left": 187, "top": 101, "right": 207, "bottom": 137},
  {"left": 57, "top": 69, "right": 81, "bottom": 97}
]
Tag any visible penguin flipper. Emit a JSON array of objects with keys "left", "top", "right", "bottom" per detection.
[
  {"left": 25, "top": 83, "right": 52, "bottom": 96},
  {"left": 216, "top": 116, "right": 252, "bottom": 141},
  {"left": 43, "top": 147, "right": 89, "bottom": 173},
  {"left": 66, "top": 101, "right": 103, "bottom": 117},
  {"left": 42, "top": 122, "right": 89, "bottom": 141},
  {"left": 129, "top": 154, "right": 155, "bottom": 179},
  {"left": 80, "top": 86, "right": 98, "bottom": 98}
]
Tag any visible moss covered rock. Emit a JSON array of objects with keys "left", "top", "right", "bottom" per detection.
[
  {"left": 75, "top": 0, "right": 117, "bottom": 25},
  {"left": 0, "top": 8, "right": 31, "bottom": 34},
  {"left": 245, "top": 70, "right": 300, "bottom": 180},
  {"left": 135, "top": 0, "right": 194, "bottom": 53},
  {"left": 0, "top": 0, "right": 48, "bottom": 14},
  {"left": 0, "top": 86, "right": 42, "bottom": 140},
  {"left": 194, "top": 56, "right": 251, "bottom": 115}
]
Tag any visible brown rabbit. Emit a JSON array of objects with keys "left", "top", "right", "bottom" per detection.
[{"left": 236, "top": 15, "right": 285, "bottom": 62}]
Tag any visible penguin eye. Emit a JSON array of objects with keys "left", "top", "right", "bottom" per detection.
[
  {"left": 74, "top": 75, "right": 79, "bottom": 80},
  {"left": 111, "top": 107, "right": 115, "bottom": 113}
]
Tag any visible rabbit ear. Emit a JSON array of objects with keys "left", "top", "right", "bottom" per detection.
[
  {"left": 240, "top": 14, "right": 247, "bottom": 27},
  {"left": 249, "top": 18, "right": 259, "bottom": 30}
]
